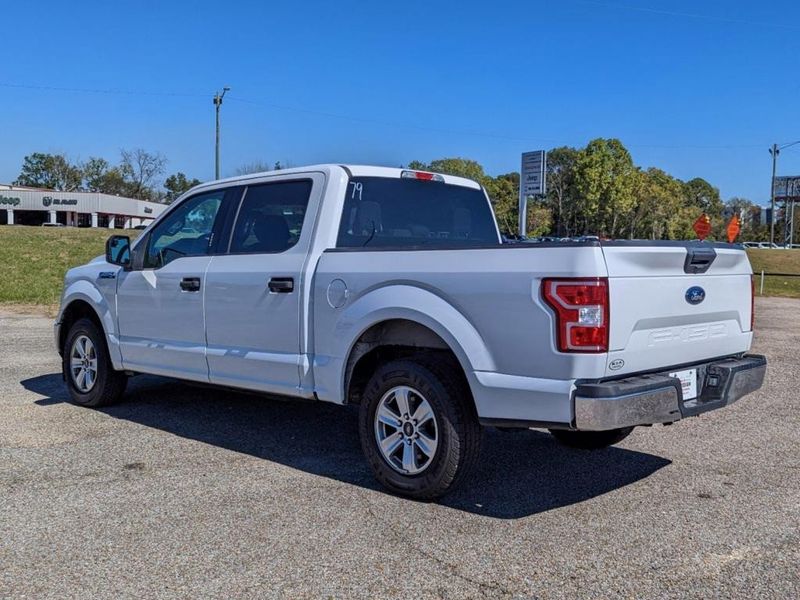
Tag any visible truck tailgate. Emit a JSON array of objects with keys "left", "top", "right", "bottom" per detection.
[{"left": 601, "top": 243, "right": 753, "bottom": 377}]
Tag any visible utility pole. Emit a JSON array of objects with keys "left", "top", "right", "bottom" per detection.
[
  {"left": 213, "top": 87, "right": 230, "bottom": 180},
  {"left": 769, "top": 143, "right": 778, "bottom": 248}
]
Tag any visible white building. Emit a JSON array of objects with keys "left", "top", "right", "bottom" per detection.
[{"left": 0, "top": 184, "right": 167, "bottom": 228}]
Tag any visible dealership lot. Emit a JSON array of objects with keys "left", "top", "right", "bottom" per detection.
[{"left": 1, "top": 298, "right": 798, "bottom": 599}]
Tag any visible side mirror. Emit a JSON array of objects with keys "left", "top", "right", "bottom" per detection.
[{"left": 105, "top": 235, "right": 131, "bottom": 270}]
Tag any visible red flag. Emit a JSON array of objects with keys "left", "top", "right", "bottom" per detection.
[
  {"left": 726, "top": 215, "right": 741, "bottom": 243},
  {"left": 692, "top": 213, "right": 712, "bottom": 240}
]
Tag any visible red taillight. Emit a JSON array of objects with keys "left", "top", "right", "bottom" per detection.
[
  {"left": 542, "top": 278, "right": 609, "bottom": 353},
  {"left": 750, "top": 275, "right": 755, "bottom": 332}
]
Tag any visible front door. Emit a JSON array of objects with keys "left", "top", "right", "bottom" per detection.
[
  {"left": 204, "top": 176, "right": 319, "bottom": 395},
  {"left": 116, "top": 189, "right": 231, "bottom": 380}
]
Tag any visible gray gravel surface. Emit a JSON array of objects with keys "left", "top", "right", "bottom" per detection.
[{"left": 1, "top": 298, "right": 798, "bottom": 599}]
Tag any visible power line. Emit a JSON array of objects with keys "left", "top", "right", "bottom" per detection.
[
  {"left": 225, "top": 96, "right": 769, "bottom": 149},
  {"left": 0, "top": 81, "right": 206, "bottom": 98},
  {"left": 575, "top": 1, "right": 800, "bottom": 31},
  {"left": 0, "top": 81, "right": 773, "bottom": 150},
  {"left": 225, "top": 95, "right": 562, "bottom": 144}
]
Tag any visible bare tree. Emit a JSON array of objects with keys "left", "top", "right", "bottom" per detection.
[
  {"left": 120, "top": 148, "right": 167, "bottom": 199},
  {"left": 234, "top": 160, "right": 289, "bottom": 176}
]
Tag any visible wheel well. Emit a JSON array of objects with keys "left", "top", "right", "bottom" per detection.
[
  {"left": 58, "top": 300, "right": 103, "bottom": 355},
  {"left": 344, "top": 319, "right": 471, "bottom": 406}
]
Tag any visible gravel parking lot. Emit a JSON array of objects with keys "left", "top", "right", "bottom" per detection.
[{"left": 1, "top": 298, "right": 798, "bottom": 599}]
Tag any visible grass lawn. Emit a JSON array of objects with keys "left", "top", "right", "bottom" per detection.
[
  {"left": 1, "top": 227, "right": 798, "bottom": 308},
  {"left": 0, "top": 226, "right": 139, "bottom": 307},
  {"left": 746, "top": 249, "right": 800, "bottom": 298}
]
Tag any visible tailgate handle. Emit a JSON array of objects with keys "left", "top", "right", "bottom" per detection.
[{"left": 684, "top": 247, "right": 716, "bottom": 274}]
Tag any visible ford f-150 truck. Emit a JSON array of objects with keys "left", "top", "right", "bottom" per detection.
[{"left": 56, "top": 165, "right": 766, "bottom": 499}]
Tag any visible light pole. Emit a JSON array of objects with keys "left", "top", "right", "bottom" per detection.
[
  {"left": 769, "top": 140, "right": 800, "bottom": 247},
  {"left": 213, "top": 87, "right": 230, "bottom": 180}
]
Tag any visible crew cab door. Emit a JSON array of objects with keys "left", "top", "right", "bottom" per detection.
[
  {"left": 116, "top": 189, "right": 232, "bottom": 380},
  {"left": 203, "top": 175, "right": 322, "bottom": 396}
]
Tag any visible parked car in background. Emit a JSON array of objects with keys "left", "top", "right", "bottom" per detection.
[{"left": 54, "top": 165, "right": 767, "bottom": 499}]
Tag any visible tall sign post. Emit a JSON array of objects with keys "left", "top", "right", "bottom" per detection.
[
  {"left": 769, "top": 143, "right": 778, "bottom": 248},
  {"left": 773, "top": 175, "right": 800, "bottom": 247},
  {"left": 519, "top": 150, "right": 546, "bottom": 238}
]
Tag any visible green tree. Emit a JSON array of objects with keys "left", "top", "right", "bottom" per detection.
[
  {"left": 573, "top": 139, "right": 637, "bottom": 237},
  {"left": 544, "top": 146, "right": 580, "bottom": 236},
  {"left": 684, "top": 178, "right": 723, "bottom": 215},
  {"left": 630, "top": 168, "right": 686, "bottom": 239},
  {"left": 408, "top": 158, "right": 486, "bottom": 182},
  {"left": 14, "top": 152, "right": 82, "bottom": 190},
  {"left": 81, "top": 157, "right": 129, "bottom": 195},
  {"left": 81, "top": 157, "right": 111, "bottom": 191},
  {"left": 526, "top": 200, "right": 553, "bottom": 238},
  {"left": 96, "top": 169, "right": 131, "bottom": 196},
  {"left": 164, "top": 172, "right": 202, "bottom": 203},
  {"left": 484, "top": 172, "right": 519, "bottom": 237}
]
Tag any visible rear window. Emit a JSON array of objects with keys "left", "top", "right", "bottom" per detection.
[{"left": 336, "top": 177, "right": 499, "bottom": 248}]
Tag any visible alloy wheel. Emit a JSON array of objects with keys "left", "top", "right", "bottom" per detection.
[{"left": 373, "top": 385, "right": 439, "bottom": 475}]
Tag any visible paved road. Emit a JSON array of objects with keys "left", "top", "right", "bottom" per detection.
[{"left": 1, "top": 298, "right": 798, "bottom": 599}]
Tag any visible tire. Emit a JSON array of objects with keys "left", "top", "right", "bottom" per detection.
[
  {"left": 548, "top": 426, "right": 634, "bottom": 449},
  {"left": 62, "top": 317, "right": 127, "bottom": 407},
  {"left": 358, "top": 356, "right": 481, "bottom": 500}
]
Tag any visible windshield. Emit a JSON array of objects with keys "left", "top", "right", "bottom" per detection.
[{"left": 336, "top": 176, "right": 500, "bottom": 248}]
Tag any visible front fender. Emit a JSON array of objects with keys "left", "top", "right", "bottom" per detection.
[{"left": 59, "top": 279, "right": 122, "bottom": 369}]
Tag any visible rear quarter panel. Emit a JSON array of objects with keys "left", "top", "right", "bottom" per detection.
[{"left": 311, "top": 245, "right": 609, "bottom": 406}]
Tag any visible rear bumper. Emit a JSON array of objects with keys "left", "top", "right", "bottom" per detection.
[{"left": 573, "top": 354, "right": 767, "bottom": 431}]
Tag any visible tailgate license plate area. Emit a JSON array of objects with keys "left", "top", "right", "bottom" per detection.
[{"left": 669, "top": 368, "right": 698, "bottom": 400}]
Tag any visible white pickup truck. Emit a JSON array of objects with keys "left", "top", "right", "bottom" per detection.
[{"left": 56, "top": 165, "right": 766, "bottom": 499}]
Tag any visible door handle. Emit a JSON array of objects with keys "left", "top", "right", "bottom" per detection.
[
  {"left": 268, "top": 277, "right": 294, "bottom": 293},
  {"left": 180, "top": 277, "right": 201, "bottom": 292}
]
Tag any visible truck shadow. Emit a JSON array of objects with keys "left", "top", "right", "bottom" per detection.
[{"left": 24, "top": 373, "right": 670, "bottom": 520}]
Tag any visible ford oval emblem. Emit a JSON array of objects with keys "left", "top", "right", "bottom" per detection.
[{"left": 685, "top": 286, "right": 705, "bottom": 305}]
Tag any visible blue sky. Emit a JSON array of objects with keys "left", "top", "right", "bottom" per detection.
[{"left": 2, "top": 0, "right": 800, "bottom": 203}]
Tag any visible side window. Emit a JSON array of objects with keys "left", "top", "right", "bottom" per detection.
[
  {"left": 143, "top": 191, "right": 225, "bottom": 268},
  {"left": 229, "top": 180, "right": 312, "bottom": 253}
]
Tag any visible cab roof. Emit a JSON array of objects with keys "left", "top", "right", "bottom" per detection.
[{"left": 195, "top": 164, "right": 483, "bottom": 191}]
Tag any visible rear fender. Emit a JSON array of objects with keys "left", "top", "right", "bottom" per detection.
[{"left": 331, "top": 284, "right": 494, "bottom": 403}]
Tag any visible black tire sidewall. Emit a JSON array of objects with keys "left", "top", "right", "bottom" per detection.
[
  {"left": 62, "top": 318, "right": 116, "bottom": 407},
  {"left": 359, "top": 359, "right": 467, "bottom": 499}
]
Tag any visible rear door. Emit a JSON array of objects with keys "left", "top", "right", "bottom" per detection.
[
  {"left": 203, "top": 174, "right": 323, "bottom": 396},
  {"left": 602, "top": 242, "right": 753, "bottom": 378}
]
